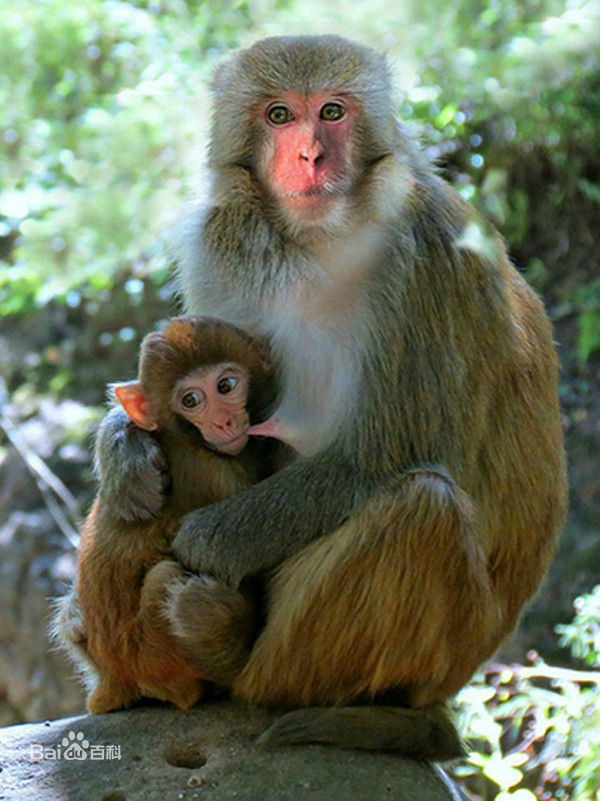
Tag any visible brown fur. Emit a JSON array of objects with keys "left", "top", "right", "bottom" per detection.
[
  {"left": 92, "top": 37, "right": 567, "bottom": 756},
  {"left": 56, "top": 317, "right": 273, "bottom": 713},
  {"left": 167, "top": 37, "right": 568, "bottom": 756}
]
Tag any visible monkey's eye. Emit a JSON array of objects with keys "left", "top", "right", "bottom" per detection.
[
  {"left": 217, "top": 377, "right": 238, "bottom": 394},
  {"left": 181, "top": 391, "right": 204, "bottom": 409},
  {"left": 267, "top": 105, "right": 294, "bottom": 125},
  {"left": 320, "top": 103, "right": 345, "bottom": 122}
]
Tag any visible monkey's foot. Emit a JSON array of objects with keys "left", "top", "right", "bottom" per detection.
[
  {"left": 138, "top": 678, "right": 206, "bottom": 711},
  {"left": 165, "top": 573, "right": 254, "bottom": 685},
  {"left": 87, "top": 681, "right": 139, "bottom": 714}
]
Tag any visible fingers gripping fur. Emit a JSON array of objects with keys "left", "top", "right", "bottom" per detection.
[
  {"left": 94, "top": 407, "right": 168, "bottom": 522},
  {"left": 259, "top": 705, "right": 466, "bottom": 760},
  {"left": 165, "top": 573, "right": 256, "bottom": 685}
]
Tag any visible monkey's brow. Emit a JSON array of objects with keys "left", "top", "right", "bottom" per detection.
[
  {"left": 187, "top": 362, "right": 244, "bottom": 379},
  {"left": 258, "top": 91, "right": 355, "bottom": 101}
]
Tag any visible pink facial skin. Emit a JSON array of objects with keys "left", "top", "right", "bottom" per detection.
[
  {"left": 260, "top": 92, "right": 356, "bottom": 221},
  {"left": 172, "top": 363, "right": 251, "bottom": 455}
]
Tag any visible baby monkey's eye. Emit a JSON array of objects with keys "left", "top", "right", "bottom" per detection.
[
  {"left": 267, "top": 105, "right": 293, "bottom": 125},
  {"left": 217, "top": 377, "right": 238, "bottom": 394},
  {"left": 181, "top": 391, "right": 203, "bottom": 409},
  {"left": 320, "top": 102, "right": 345, "bottom": 121}
]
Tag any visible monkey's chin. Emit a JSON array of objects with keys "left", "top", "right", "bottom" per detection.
[
  {"left": 213, "top": 433, "right": 249, "bottom": 456},
  {"left": 283, "top": 193, "right": 343, "bottom": 224}
]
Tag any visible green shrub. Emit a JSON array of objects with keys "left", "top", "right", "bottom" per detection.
[{"left": 454, "top": 587, "right": 600, "bottom": 800}]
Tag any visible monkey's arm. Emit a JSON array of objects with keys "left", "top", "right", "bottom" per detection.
[
  {"left": 172, "top": 452, "right": 369, "bottom": 586},
  {"left": 94, "top": 407, "right": 168, "bottom": 522}
]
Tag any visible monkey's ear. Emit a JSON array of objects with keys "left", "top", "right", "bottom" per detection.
[{"left": 112, "top": 382, "right": 158, "bottom": 431}]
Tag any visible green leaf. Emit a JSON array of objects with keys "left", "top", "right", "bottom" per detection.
[
  {"left": 578, "top": 309, "right": 600, "bottom": 365},
  {"left": 483, "top": 754, "right": 524, "bottom": 790},
  {"left": 496, "top": 790, "right": 537, "bottom": 801},
  {"left": 436, "top": 103, "right": 458, "bottom": 128},
  {"left": 579, "top": 179, "right": 600, "bottom": 205}
]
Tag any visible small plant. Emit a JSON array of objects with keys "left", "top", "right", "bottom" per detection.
[{"left": 453, "top": 587, "right": 600, "bottom": 800}]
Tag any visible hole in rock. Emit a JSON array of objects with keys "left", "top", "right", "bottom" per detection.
[{"left": 164, "top": 742, "right": 208, "bottom": 770}]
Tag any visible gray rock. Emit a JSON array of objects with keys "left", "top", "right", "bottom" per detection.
[{"left": 0, "top": 702, "right": 465, "bottom": 801}]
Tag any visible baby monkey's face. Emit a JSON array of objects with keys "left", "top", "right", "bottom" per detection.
[{"left": 172, "top": 362, "right": 251, "bottom": 455}]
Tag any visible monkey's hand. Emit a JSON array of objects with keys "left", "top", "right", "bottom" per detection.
[
  {"left": 94, "top": 407, "right": 168, "bottom": 522},
  {"left": 172, "top": 455, "right": 363, "bottom": 586}
]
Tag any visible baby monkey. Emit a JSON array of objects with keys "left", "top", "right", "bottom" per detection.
[{"left": 55, "top": 316, "right": 276, "bottom": 714}]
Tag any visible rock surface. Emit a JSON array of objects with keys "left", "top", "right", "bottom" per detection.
[{"left": 0, "top": 701, "right": 465, "bottom": 801}]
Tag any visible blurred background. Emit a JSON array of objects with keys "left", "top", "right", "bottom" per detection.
[{"left": 0, "top": 1, "right": 599, "bottom": 798}]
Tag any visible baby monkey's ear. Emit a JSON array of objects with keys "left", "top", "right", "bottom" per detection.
[{"left": 112, "top": 381, "right": 158, "bottom": 431}]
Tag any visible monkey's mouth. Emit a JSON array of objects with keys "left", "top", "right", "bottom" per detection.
[
  {"left": 282, "top": 188, "right": 346, "bottom": 221},
  {"left": 212, "top": 430, "right": 250, "bottom": 455},
  {"left": 285, "top": 187, "right": 339, "bottom": 199}
]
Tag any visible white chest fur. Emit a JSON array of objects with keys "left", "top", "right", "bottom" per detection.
[{"left": 261, "top": 229, "right": 377, "bottom": 455}]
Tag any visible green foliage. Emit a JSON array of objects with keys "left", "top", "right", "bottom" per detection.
[
  {"left": 572, "top": 280, "right": 600, "bottom": 365},
  {"left": 453, "top": 587, "right": 600, "bottom": 801},
  {"left": 0, "top": 0, "right": 254, "bottom": 314},
  {"left": 556, "top": 585, "right": 600, "bottom": 666},
  {"left": 398, "top": 0, "right": 600, "bottom": 363}
]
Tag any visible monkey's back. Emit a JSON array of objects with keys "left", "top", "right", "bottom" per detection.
[{"left": 390, "top": 176, "right": 568, "bottom": 633}]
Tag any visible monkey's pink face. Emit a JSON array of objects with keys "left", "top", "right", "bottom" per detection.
[
  {"left": 259, "top": 92, "right": 357, "bottom": 221},
  {"left": 172, "top": 363, "right": 251, "bottom": 455}
]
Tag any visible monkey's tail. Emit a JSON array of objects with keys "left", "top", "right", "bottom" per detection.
[{"left": 258, "top": 704, "right": 465, "bottom": 761}]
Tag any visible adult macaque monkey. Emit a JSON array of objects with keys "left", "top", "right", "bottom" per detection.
[
  {"left": 56, "top": 316, "right": 276, "bottom": 713},
  {"left": 96, "top": 36, "right": 567, "bottom": 758}
]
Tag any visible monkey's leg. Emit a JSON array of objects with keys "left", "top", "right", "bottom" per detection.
[
  {"left": 135, "top": 560, "right": 206, "bottom": 709},
  {"left": 232, "top": 468, "right": 500, "bottom": 756},
  {"left": 166, "top": 573, "right": 256, "bottom": 686}
]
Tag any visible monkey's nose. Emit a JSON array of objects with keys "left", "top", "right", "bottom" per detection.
[
  {"left": 298, "top": 149, "right": 325, "bottom": 184},
  {"left": 213, "top": 415, "right": 233, "bottom": 431},
  {"left": 299, "top": 135, "right": 325, "bottom": 165},
  {"left": 299, "top": 149, "right": 324, "bottom": 167}
]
